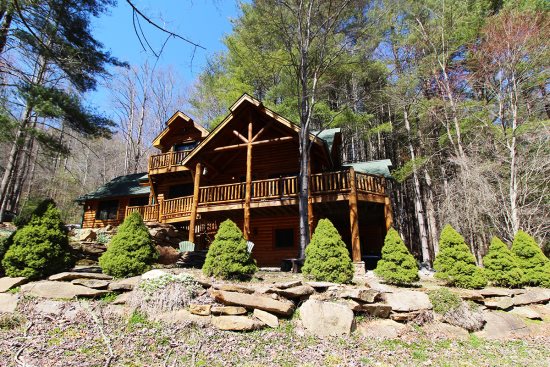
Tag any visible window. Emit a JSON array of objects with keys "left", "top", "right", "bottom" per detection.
[
  {"left": 274, "top": 228, "right": 295, "bottom": 248},
  {"left": 129, "top": 196, "right": 149, "bottom": 207},
  {"left": 95, "top": 200, "right": 119, "bottom": 220},
  {"left": 168, "top": 183, "right": 194, "bottom": 199},
  {"left": 174, "top": 141, "right": 198, "bottom": 151}
]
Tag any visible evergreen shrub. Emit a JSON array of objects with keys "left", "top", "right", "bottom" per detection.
[
  {"left": 99, "top": 212, "right": 158, "bottom": 278},
  {"left": 511, "top": 230, "right": 550, "bottom": 287},
  {"left": 483, "top": 237, "right": 523, "bottom": 288},
  {"left": 13, "top": 198, "right": 55, "bottom": 228},
  {"left": 202, "top": 219, "right": 257, "bottom": 279},
  {"left": 433, "top": 225, "right": 487, "bottom": 289},
  {"left": 374, "top": 228, "right": 419, "bottom": 285},
  {"left": 2, "top": 203, "right": 74, "bottom": 279},
  {"left": 302, "top": 218, "right": 354, "bottom": 284}
]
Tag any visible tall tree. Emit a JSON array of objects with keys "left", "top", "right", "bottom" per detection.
[{"left": 0, "top": 0, "right": 122, "bottom": 218}]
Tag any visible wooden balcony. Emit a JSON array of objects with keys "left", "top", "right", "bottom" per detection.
[
  {"left": 126, "top": 170, "right": 387, "bottom": 223},
  {"left": 148, "top": 150, "right": 192, "bottom": 175}
]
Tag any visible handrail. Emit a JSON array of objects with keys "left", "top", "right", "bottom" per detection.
[
  {"left": 162, "top": 196, "right": 193, "bottom": 217},
  {"left": 149, "top": 150, "right": 192, "bottom": 171},
  {"left": 126, "top": 204, "right": 159, "bottom": 221},
  {"left": 128, "top": 170, "right": 387, "bottom": 221}
]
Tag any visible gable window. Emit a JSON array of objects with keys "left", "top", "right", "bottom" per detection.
[
  {"left": 128, "top": 196, "right": 149, "bottom": 207},
  {"left": 174, "top": 141, "right": 198, "bottom": 151},
  {"left": 274, "top": 228, "right": 295, "bottom": 248},
  {"left": 96, "top": 200, "right": 119, "bottom": 220}
]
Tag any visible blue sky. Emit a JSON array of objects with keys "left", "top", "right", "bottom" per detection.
[{"left": 88, "top": 0, "right": 242, "bottom": 110}]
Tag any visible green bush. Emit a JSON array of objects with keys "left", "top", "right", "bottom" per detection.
[
  {"left": 483, "top": 237, "right": 523, "bottom": 288},
  {"left": 428, "top": 288, "right": 462, "bottom": 315},
  {"left": 374, "top": 228, "right": 419, "bottom": 285},
  {"left": 511, "top": 230, "right": 550, "bottom": 287},
  {"left": 2, "top": 203, "right": 74, "bottom": 279},
  {"left": 302, "top": 219, "right": 354, "bottom": 284},
  {"left": 98, "top": 212, "right": 158, "bottom": 278},
  {"left": 202, "top": 219, "right": 257, "bottom": 279},
  {"left": 433, "top": 225, "right": 487, "bottom": 289}
]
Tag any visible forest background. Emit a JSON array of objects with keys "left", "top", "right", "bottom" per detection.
[{"left": 0, "top": 0, "right": 548, "bottom": 265}]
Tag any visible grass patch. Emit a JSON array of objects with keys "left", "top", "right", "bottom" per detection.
[
  {"left": 128, "top": 310, "right": 149, "bottom": 326},
  {"left": 99, "top": 292, "right": 118, "bottom": 303},
  {"left": 7, "top": 286, "right": 20, "bottom": 294}
]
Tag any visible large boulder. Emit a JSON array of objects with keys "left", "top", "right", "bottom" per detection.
[
  {"left": 253, "top": 309, "right": 279, "bottom": 328},
  {"left": 0, "top": 277, "right": 28, "bottom": 293},
  {"left": 512, "top": 289, "right": 550, "bottom": 306},
  {"left": 299, "top": 300, "right": 354, "bottom": 337},
  {"left": 338, "top": 288, "right": 380, "bottom": 303},
  {"left": 21, "top": 281, "right": 108, "bottom": 299},
  {"left": 211, "top": 316, "right": 262, "bottom": 331},
  {"left": 0, "top": 293, "right": 18, "bottom": 313},
  {"left": 475, "top": 311, "right": 530, "bottom": 340},
  {"left": 48, "top": 272, "right": 112, "bottom": 281},
  {"left": 358, "top": 319, "right": 409, "bottom": 340},
  {"left": 383, "top": 290, "right": 432, "bottom": 312},
  {"left": 210, "top": 290, "right": 294, "bottom": 316},
  {"left": 273, "top": 285, "right": 315, "bottom": 299},
  {"left": 78, "top": 228, "right": 97, "bottom": 242},
  {"left": 484, "top": 297, "right": 514, "bottom": 310},
  {"left": 108, "top": 276, "right": 141, "bottom": 291}
]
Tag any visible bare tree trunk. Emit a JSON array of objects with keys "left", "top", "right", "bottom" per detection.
[
  {"left": 403, "top": 108, "right": 431, "bottom": 264},
  {"left": 508, "top": 75, "right": 520, "bottom": 234},
  {"left": 423, "top": 168, "right": 439, "bottom": 255}
]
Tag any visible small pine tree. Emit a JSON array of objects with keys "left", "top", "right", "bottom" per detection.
[
  {"left": 2, "top": 203, "right": 74, "bottom": 279},
  {"left": 202, "top": 219, "right": 257, "bottom": 279},
  {"left": 99, "top": 212, "right": 158, "bottom": 278},
  {"left": 302, "top": 219, "right": 354, "bottom": 284},
  {"left": 511, "top": 230, "right": 550, "bottom": 287},
  {"left": 483, "top": 237, "right": 523, "bottom": 288},
  {"left": 374, "top": 228, "right": 419, "bottom": 285},
  {"left": 433, "top": 225, "right": 487, "bottom": 289}
]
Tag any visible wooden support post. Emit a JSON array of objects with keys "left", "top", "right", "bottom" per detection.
[
  {"left": 243, "top": 121, "right": 253, "bottom": 240},
  {"left": 189, "top": 162, "right": 202, "bottom": 242},
  {"left": 157, "top": 194, "right": 165, "bottom": 223},
  {"left": 348, "top": 168, "right": 361, "bottom": 263},
  {"left": 384, "top": 196, "right": 393, "bottom": 231}
]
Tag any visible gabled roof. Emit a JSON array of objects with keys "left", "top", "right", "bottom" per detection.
[
  {"left": 76, "top": 173, "right": 150, "bottom": 202},
  {"left": 181, "top": 93, "right": 330, "bottom": 165},
  {"left": 344, "top": 159, "right": 393, "bottom": 178},
  {"left": 313, "top": 128, "right": 341, "bottom": 152},
  {"left": 152, "top": 111, "right": 209, "bottom": 149}
]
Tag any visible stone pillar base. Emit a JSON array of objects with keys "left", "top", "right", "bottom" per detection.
[{"left": 353, "top": 261, "right": 366, "bottom": 277}]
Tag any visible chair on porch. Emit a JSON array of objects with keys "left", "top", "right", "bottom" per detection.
[
  {"left": 178, "top": 241, "right": 195, "bottom": 253},
  {"left": 246, "top": 241, "right": 255, "bottom": 253}
]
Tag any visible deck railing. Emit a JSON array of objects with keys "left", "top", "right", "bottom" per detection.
[
  {"left": 128, "top": 170, "right": 386, "bottom": 222},
  {"left": 149, "top": 150, "right": 192, "bottom": 171},
  {"left": 126, "top": 204, "right": 159, "bottom": 221},
  {"left": 162, "top": 196, "right": 193, "bottom": 219}
]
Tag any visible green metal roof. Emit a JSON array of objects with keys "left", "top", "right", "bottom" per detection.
[
  {"left": 312, "top": 128, "right": 340, "bottom": 152},
  {"left": 76, "top": 173, "right": 150, "bottom": 202},
  {"left": 344, "top": 159, "right": 393, "bottom": 178}
]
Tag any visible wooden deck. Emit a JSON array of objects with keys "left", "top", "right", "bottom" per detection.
[
  {"left": 126, "top": 170, "right": 386, "bottom": 223},
  {"left": 148, "top": 150, "right": 192, "bottom": 175}
]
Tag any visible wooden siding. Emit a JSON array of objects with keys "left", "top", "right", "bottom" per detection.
[{"left": 81, "top": 196, "right": 147, "bottom": 228}]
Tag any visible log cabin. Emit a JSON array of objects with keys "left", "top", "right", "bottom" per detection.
[{"left": 77, "top": 94, "right": 393, "bottom": 269}]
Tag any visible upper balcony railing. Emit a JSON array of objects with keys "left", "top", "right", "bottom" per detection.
[
  {"left": 126, "top": 170, "right": 387, "bottom": 222},
  {"left": 148, "top": 150, "right": 192, "bottom": 172}
]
